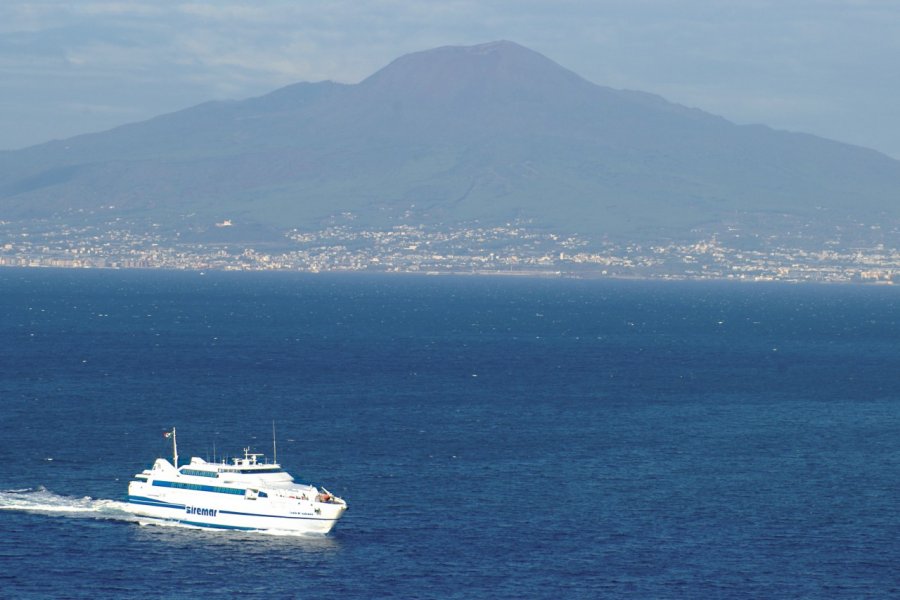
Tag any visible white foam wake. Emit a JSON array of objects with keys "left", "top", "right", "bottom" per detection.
[{"left": 0, "top": 486, "right": 134, "bottom": 520}]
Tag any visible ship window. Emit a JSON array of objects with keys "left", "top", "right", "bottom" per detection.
[
  {"left": 238, "top": 468, "right": 283, "bottom": 474},
  {"left": 152, "top": 480, "right": 245, "bottom": 495},
  {"left": 180, "top": 468, "right": 218, "bottom": 478}
]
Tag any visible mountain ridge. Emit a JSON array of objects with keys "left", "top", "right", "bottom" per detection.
[{"left": 1, "top": 40, "right": 898, "bottom": 243}]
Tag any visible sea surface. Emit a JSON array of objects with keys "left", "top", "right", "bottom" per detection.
[{"left": 1, "top": 269, "right": 899, "bottom": 599}]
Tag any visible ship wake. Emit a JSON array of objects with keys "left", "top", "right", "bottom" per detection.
[{"left": 0, "top": 486, "right": 135, "bottom": 522}]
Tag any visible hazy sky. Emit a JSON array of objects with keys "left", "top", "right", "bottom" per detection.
[{"left": 2, "top": 1, "right": 899, "bottom": 157}]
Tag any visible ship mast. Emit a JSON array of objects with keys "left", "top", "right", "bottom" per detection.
[
  {"left": 272, "top": 420, "right": 277, "bottom": 465},
  {"left": 172, "top": 427, "right": 178, "bottom": 469}
]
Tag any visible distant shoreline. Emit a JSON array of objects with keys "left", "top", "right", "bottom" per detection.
[{"left": 1, "top": 262, "right": 895, "bottom": 286}]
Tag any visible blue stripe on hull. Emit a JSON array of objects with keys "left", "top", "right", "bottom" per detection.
[
  {"left": 134, "top": 515, "right": 258, "bottom": 531},
  {"left": 127, "top": 495, "right": 184, "bottom": 510},
  {"left": 219, "top": 508, "right": 330, "bottom": 521},
  {"left": 178, "top": 520, "right": 257, "bottom": 531}
]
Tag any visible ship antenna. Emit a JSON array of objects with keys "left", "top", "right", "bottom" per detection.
[
  {"left": 172, "top": 427, "right": 178, "bottom": 469},
  {"left": 272, "top": 420, "right": 277, "bottom": 465}
]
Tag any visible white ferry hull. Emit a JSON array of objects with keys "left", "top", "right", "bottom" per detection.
[{"left": 126, "top": 485, "right": 345, "bottom": 534}]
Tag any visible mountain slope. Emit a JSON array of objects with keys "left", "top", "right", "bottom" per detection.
[{"left": 1, "top": 40, "right": 899, "bottom": 240}]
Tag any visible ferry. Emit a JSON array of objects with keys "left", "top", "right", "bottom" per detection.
[{"left": 125, "top": 428, "right": 347, "bottom": 534}]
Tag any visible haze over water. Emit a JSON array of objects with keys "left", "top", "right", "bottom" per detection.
[{"left": 2, "top": 269, "right": 899, "bottom": 598}]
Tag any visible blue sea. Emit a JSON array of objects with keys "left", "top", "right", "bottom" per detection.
[{"left": 1, "top": 270, "right": 899, "bottom": 598}]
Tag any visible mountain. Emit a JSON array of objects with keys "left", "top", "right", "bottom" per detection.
[{"left": 2, "top": 40, "right": 899, "bottom": 242}]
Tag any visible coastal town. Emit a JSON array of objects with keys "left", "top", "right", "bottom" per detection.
[{"left": 1, "top": 219, "right": 897, "bottom": 284}]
